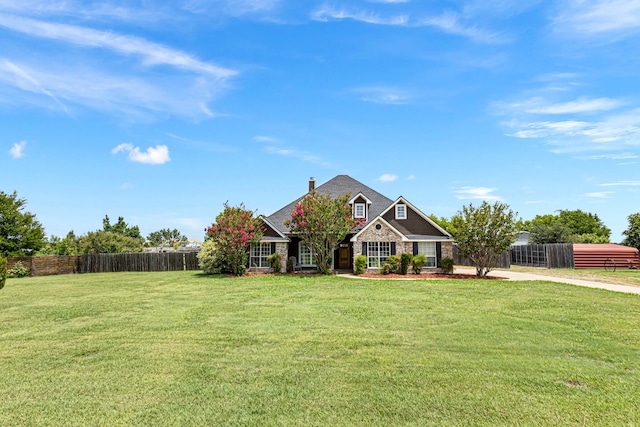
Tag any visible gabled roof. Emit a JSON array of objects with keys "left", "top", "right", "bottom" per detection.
[
  {"left": 378, "top": 196, "right": 453, "bottom": 239},
  {"left": 265, "top": 175, "right": 394, "bottom": 236}
]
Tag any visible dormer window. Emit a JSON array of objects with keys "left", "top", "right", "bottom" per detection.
[
  {"left": 354, "top": 203, "right": 366, "bottom": 219},
  {"left": 395, "top": 204, "right": 407, "bottom": 220}
]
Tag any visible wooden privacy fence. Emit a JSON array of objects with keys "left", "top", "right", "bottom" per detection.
[
  {"left": 510, "top": 244, "right": 574, "bottom": 269},
  {"left": 452, "top": 245, "right": 511, "bottom": 269},
  {"left": 81, "top": 252, "right": 200, "bottom": 273}
]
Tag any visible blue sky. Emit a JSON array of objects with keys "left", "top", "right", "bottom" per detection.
[{"left": 1, "top": 0, "right": 639, "bottom": 242}]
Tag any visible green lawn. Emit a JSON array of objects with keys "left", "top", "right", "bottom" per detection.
[{"left": 1, "top": 272, "right": 639, "bottom": 426}]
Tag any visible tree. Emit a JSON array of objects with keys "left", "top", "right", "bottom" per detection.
[
  {"left": 37, "top": 231, "right": 79, "bottom": 256},
  {"left": 75, "top": 231, "right": 144, "bottom": 254},
  {"left": 102, "top": 215, "right": 143, "bottom": 241},
  {"left": 525, "top": 210, "right": 610, "bottom": 244},
  {"left": 284, "top": 191, "right": 363, "bottom": 275},
  {"left": 205, "top": 203, "right": 263, "bottom": 276},
  {"left": 622, "top": 213, "right": 640, "bottom": 250},
  {"left": 451, "top": 201, "right": 518, "bottom": 276},
  {"left": 0, "top": 191, "right": 46, "bottom": 257},
  {"left": 146, "top": 228, "right": 188, "bottom": 248}
]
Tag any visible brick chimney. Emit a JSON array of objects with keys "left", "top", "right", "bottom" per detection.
[{"left": 308, "top": 177, "right": 316, "bottom": 192}]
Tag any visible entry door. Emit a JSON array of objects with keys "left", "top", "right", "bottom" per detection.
[{"left": 338, "top": 247, "right": 350, "bottom": 269}]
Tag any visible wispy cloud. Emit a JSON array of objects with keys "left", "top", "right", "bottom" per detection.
[
  {"left": 253, "top": 135, "right": 279, "bottom": 143},
  {"left": 554, "top": 0, "right": 640, "bottom": 37},
  {"left": 311, "top": 5, "right": 408, "bottom": 25},
  {"left": 0, "top": 12, "right": 237, "bottom": 119},
  {"left": 599, "top": 180, "right": 640, "bottom": 187},
  {"left": 455, "top": 186, "right": 503, "bottom": 201},
  {"left": 417, "top": 11, "right": 504, "bottom": 43},
  {"left": 355, "top": 86, "right": 410, "bottom": 105},
  {"left": 0, "top": 14, "right": 235, "bottom": 78},
  {"left": 377, "top": 173, "right": 398, "bottom": 182},
  {"left": 502, "top": 96, "right": 623, "bottom": 115},
  {"left": 311, "top": 5, "right": 502, "bottom": 43},
  {"left": 577, "top": 153, "right": 640, "bottom": 160},
  {"left": 0, "top": 59, "right": 69, "bottom": 113},
  {"left": 112, "top": 143, "right": 171, "bottom": 165},
  {"left": 264, "top": 145, "right": 336, "bottom": 169},
  {"left": 584, "top": 191, "right": 614, "bottom": 198},
  {"left": 9, "top": 140, "right": 26, "bottom": 158},
  {"left": 496, "top": 76, "right": 640, "bottom": 153}
]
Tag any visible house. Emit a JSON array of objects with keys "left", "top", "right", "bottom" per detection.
[{"left": 250, "top": 175, "right": 454, "bottom": 274}]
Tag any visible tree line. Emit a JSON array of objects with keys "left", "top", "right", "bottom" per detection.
[{"left": 0, "top": 190, "right": 189, "bottom": 257}]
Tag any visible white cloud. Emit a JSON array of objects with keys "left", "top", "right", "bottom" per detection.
[
  {"left": 311, "top": 6, "right": 408, "bottom": 25},
  {"left": 407, "top": 174, "right": 415, "bottom": 180},
  {"left": 355, "top": 86, "right": 410, "bottom": 105},
  {"left": 377, "top": 173, "right": 398, "bottom": 182},
  {"left": 0, "top": 15, "right": 236, "bottom": 79},
  {"left": 499, "top": 97, "right": 622, "bottom": 115},
  {"left": 311, "top": 6, "right": 501, "bottom": 43},
  {"left": 253, "top": 135, "right": 279, "bottom": 142},
  {"left": 554, "top": 0, "right": 640, "bottom": 36},
  {"left": 455, "top": 186, "right": 503, "bottom": 201},
  {"left": 9, "top": 140, "right": 26, "bottom": 158},
  {"left": 264, "top": 145, "right": 336, "bottom": 169},
  {"left": 599, "top": 181, "right": 640, "bottom": 187},
  {"left": 584, "top": 191, "right": 614, "bottom": 198},
  {"left": 577, "top": 153, "right": 640, "bottom": 160},
  {"left": 112, "top": 143, "right": 171, "bottom": 165},
  {"left": 417, "top": 11, "right": 504, "bottom": 43},
  {"left": 0, "top": 12, "right": 237, "bottom": 119}
]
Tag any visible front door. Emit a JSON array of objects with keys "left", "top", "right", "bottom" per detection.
[{"left": 338, "top": 246, "right": 350, "bottom": 269}]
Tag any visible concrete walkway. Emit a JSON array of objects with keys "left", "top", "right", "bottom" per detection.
[{"left": 455, "top": 267, "right": 640, "bottom": 295}]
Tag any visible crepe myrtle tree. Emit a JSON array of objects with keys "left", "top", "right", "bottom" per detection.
[
  {"left": 285, "top": 192, "right": 364, "bottom": 275},
  {"left": 205, "top": 202, "right": 264, "bottom": 276},
  {"left": 451, "top": 201, "right": 519, "bottom": 277}
]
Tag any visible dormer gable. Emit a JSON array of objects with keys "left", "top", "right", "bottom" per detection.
[{"left": 349, "top": 192, "right": 372, "bottom": 220}]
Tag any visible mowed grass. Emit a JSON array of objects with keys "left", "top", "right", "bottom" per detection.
[{"left": 1, "top": 273, "right": 639, "bottom": 426}]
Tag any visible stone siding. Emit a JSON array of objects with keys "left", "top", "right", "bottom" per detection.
[
  {"left": 353, "top": 221, "right": 454, "bottom": 274},
  {"left": 352, "top": 220, "right": 405, "bottom": 273}
]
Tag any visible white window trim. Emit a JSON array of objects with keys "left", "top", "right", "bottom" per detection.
[
  {"left": 367, "top": 241, "right": 391, "bottom": 269},
  {"left": 250, "top": 243, "right": 272, "bottom": 268},
  {"left": 395, "top": 204, "right": 407, "bottom": 220},
  {"left": 299, "top": 241, "right": 315, "bottom": 266},
  {"left": 354, "top": 203, "right": 366, "bottom": 219},
  {"left": 417, "top": 242, "right": 437, "bottom": 268}
]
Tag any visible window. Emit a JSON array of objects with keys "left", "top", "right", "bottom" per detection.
[
  {"left": 354, "top": 203, "right": 366, "bottom": 219},
  {"left": 417, "top": 242, "right": 437, "bottom": 268},
  {"left": 367, "top": 242, "right": 391, "bottom": 268},
  {"left": 250, "top": 243, "right": 272, "bottom": 268},
  {"left": 395, "top": 204, "right": 407, "bottom": 220},
  {"left": 299, "top": 242, "right": 314, "bottom": 266}
]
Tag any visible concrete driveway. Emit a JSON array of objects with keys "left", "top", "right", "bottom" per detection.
[{"left": 455, "top": 267, "right": 640, "bottom": 295}]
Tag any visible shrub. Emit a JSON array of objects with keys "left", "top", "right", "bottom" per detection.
[
  {"left": 400, "top": 253, "right": 413, "bottom": 275},
  {"left": 381, "top": 255, "right": 400, "bottom": 275},
  {"left": 197, "top": 240, "right": 227, "bottom": 275},
  {"left": 7, "top": 261, "right": 29, "bottom": 278},
  {"left": 0, "top": 257, "right": 7, "bottom": 290},
  {"left": 354, "top": 255, "right": 367, "bottom": 275},
  {"left": 440, "top": 257, "right": 454, "bottom": 274},
  {"left": 411, "top": 254, "right": 427, "bottom": 274},
  {"left": 287, "top": 256, "right": 296, "bottom": 273},
  {"left": 268, "top": 252, "right": 282, "bottom": 273}
]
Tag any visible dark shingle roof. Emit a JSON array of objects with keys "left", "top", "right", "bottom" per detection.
[{"left": 265, "top": 175, "right": 394, "bottom": 236}]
